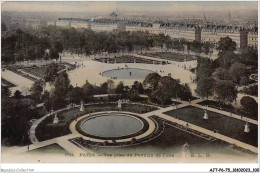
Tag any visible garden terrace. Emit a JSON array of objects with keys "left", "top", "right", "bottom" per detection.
[
  {"left": 35, "top": 103, "right": 157, "bottom": 141},
  {"left": 198, "top": 100, "right": 258, "bottom": 120},
  {"left": 95, "top": 55, "right": 164, "bottom": 64},
  {"left": 164, "top": 106, "right": 258, "bottom": 147},
  {"left": 7, "top": 68, "right": 39, "bottom": 82},
  {"left": 142, "top": 52, "right": 197, "bottom": 62},
  {"left": 22, "top": 63, "right": 67, "bottom": 79}
]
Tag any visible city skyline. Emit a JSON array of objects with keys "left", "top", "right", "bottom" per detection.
[{"left": 2, "top": 1, "right": 258, "bottom": 14}]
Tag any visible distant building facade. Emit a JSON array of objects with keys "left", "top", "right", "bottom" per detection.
[
  {"left": 55, "top": 12, "right": 257, "bottom": 51},
  {"left": 10, "top": 18, "right": 47, "bottom": 30},
  {"left": 248, "top": 27, "right": 258, "bottom": 49},
  {"left": 201, "top": 25, "right": 248, "bottom": 49}
]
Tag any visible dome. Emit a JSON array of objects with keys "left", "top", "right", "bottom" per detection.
[{"left": 110, "top": 11, "right": 118, "bottom": 18}]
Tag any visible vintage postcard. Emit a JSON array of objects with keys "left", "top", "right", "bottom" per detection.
[{"left": 1, "top": 0, "right": 259, "bottom": 172}]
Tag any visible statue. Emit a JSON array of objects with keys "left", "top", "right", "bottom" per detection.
[
  {"left": 244, "top": 121, "right": 250, "bottom": 133},
  {"left": 118, "top": 99, "right": 122, "bottom": 108},
  {"left": 80, "top": 100, "right": 85, "bottom": 112},
  {"left": 203, "top": 109, "right": 208, "bottom": 119},
  {"left": 182, "top": 143, "right": 191, "bottom": 158},
  {"left": 53, "top": 112, "right": 59, "bottom": 124}
]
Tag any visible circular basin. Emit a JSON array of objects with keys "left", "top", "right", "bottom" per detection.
[
  {"left": 102, "top": 68, "right": 154, "bottom": 80},
  {"left": 76, "top": 113, "right": 149, "bottom": 140}
]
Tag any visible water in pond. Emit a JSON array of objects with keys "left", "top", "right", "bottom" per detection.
[
  {"left": 80, "top": 114, "right": 143, "bottom": 138},
  {"left": 102, "top": 68, "right": 154, "bottom": 80}
]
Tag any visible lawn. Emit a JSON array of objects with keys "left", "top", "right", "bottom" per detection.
[
  {"left": 28, "top": 143, "right": 68, "bottom": 154},
  {"left": 143, "top": 52, "right": 197, "bottom": 62},
  {"left": 23, "top": 64, "right": 66, "bottom": 79},
  {"left": 35, "top": 103, "right": 157, "bottom": 141},
  {"left": 198, "top": 100, "right": 258, "bottom": 120},
  {"left": 164, "top": 106, "right": 258, "bottom": 147}
]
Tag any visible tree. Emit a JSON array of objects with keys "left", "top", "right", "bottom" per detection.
[
  {"left": 213, "top": 80, "right": 238, "bottom": 104},
  {"left": 41, "top": 91, "right": 50, "bottom": 102},
  {"left": 2, "top": 86, "right": 11, "bottom": 98},
  {"left": 240, "top": 96, "right": 257, "bottom": 117},
  {"left": 54, "top": 41, "right": 63, "bottom": 53},
  {"left": 196, "top": 57, "right": 216, "bottom": 80},
  {"left": 106, "top": 79, "right": 115, "bottom": 94},
  {"left": 49, "top": 48, "right": 59, "bottom": 60},
  {"left": 68, "top": 87, "right": 83, "bottom": 104},
  {"left": 30, "top": 81, "right": 43, "bottom": 103},
  {"left": 240, "top": 48, "right": 258, "bottom": 67},
  {"left": 143, "top": 73, "right": 161, "bottom": 90},
  {"left": 230, "top": 63, "right": 247, "bottom": 84},
  {"left": 82, "top": 80, "right": 95, "bottom": 101},
  {"left": 115, "top": 81, "right": 126, "bottom": 95},
  {"left": 217, "top": 37, "right": 237, "bottom": 52},
  {"left": 44, "top": 99, "right": 52, "bottom": 112},
  {"left": 213, "top": 68, "right": 233, "bottom": 81},
  {"left": 2, "top": 98, "right": 38, "bottom": 146},
  {"left": 49, "top": 71, "right": 70, "bottom": 109},
  {"left": 239, "top": 76, "right": 250, "bottom": 86},
  {"left": 150, "top": 87, "right": 172, "bottom": 105},
  {"left": 99, "top": 82, "right": 108, "bottom": 94},
  {"left": 190, "top": 40, "right": 202, "bottom": 54},
  {"left": 195, "top": 77, "right": 216, "bottom": 99},
  {"left": 217, "top": 51, "right": 239, "bottom": 69},
  {"left": 44, "top": 62, "right": 59, "bottom": 82},
  {"left": 14, "top": 90, "right": 22, "bottom": 99},
  {"left": 132, "top": 81, "right": 144, "bottom": 94},
  {"left": 128, "top": 88, "right": 141, "bottom": 101},
  {"left": 176, "top": 84, "right": 192, "bottom": 101}
]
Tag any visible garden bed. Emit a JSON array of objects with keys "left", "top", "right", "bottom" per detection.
[
  {"left": 198, "top": 100, "right": 257, "bottom": 120},
  {"left": 143, "top": 52, "right": 197, "bottom": 62},
  {"left": 164, "top": 106, "right": 258, "bottom": 147}
]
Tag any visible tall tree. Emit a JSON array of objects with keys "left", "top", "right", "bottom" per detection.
[
  {"left": 30, "top": 81, "right": 43, "bottom": 103},
  {"left": 195, "top": 77, "right": 216, "bottom": 99},
  {"left": 217, "top": 37, "right": 236, "bottom": 52},
  {"left": 213, "top": 80, "right": 238, "bottom": 104}
]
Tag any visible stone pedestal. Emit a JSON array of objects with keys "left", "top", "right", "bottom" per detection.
[
  {"left": 244, "top": 122, "right": 250, "bottom": 133},
  {"left": 203, "top": 110, "right": 208, "bottom": 119}
]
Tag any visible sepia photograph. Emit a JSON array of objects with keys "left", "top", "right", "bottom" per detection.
[{"left": 1, "top": 0, "right": 259, "bottom": 172}]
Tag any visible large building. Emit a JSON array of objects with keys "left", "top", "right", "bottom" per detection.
[
  {"left": 10, "top": 18, "right": 47, "bottom": 30},
  {"left": 248, "top": 27, "right": 258, "bottom": 49},
  {"left": 55, "top": 12, "right": 257, "bottom": 50},
  {"left": 201, "top": 25, "right": 248, "bottom": 49}
]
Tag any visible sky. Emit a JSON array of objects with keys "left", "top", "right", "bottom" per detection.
[{"left": 1, "top": 1, "right": 258, "bottom": 13}]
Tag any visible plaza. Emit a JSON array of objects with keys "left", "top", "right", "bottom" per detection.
[{"left": 1, "top": 48, "right": 258, "bottom": 163}]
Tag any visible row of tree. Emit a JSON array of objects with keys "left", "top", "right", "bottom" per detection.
[
  {"left": 2, "top": 26, "right": 218, "bottom": 64},
  {"left": 1, "top": 29, "right": 63, "bottom": 64}
]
